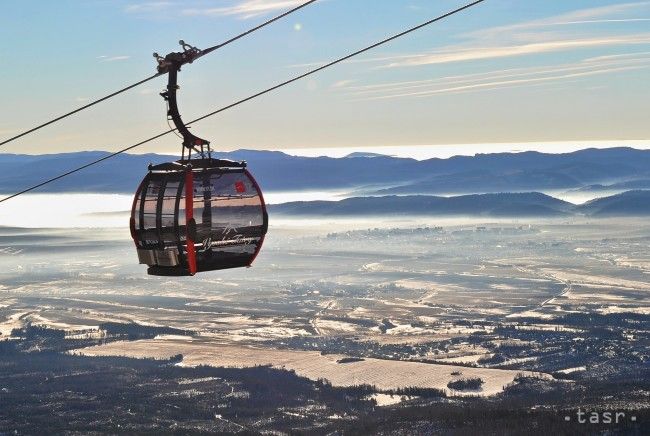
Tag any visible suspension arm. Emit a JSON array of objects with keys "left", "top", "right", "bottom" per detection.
[{"left": 156, "top": 42, "right": 210, "bottom": 155}]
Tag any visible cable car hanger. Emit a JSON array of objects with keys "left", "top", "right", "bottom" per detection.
[{"left": 154, "top": 40, "right": 212, "bottom": 161}]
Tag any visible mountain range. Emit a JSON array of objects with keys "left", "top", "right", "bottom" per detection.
[
  {"left": 0, "top": 147, "right": 648, "bottom": 216},
  {"left": 1, "top": 147, "right": 650, "bottom": 195}
]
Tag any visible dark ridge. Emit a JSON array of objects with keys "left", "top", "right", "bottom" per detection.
[
  {"left": 270, "top": 192, "right": 574, "bottom": 217},
  {"left": 577, "top": 190, "right": 650, "bottom": 216}
]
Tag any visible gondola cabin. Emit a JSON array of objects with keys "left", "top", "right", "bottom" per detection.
[
  {"left": 130, "top": 159, "right": 268, "bottom": 276},
  {"left": 130, "top": 41, "right": 268, "bottom": 276}
]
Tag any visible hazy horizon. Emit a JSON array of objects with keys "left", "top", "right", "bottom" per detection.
[{"left": 4, "top": 140, "right": 650, "bottom": 160}]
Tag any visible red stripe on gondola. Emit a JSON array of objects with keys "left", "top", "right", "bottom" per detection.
[
  {"left": 185, "top": 170, "right": 197, "bottom": 275},
  {"left": 245, "top": 168, "right": 268, "bottom": 266}
]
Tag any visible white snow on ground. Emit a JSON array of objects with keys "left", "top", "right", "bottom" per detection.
[
  {"left": 394, "top": 280, "right": 438, "bottom": 291},
  {"left": 417, "top": 316, "right": 439, "bottom": 323},
  {"left": 500, "top": 357, "right": 539, "bottom": 366},
  {"left": 545, "top": 270, "right": 650, "bottom": 290},
  {"left": 418, "top": 284, "right": 467, "bottom": 303},
  {"left": 359, "top": 262, "right": 409, "bottom": 273},
  {"left": 229, "top": 327, "right": 313, "bottom": 339},
  {"left": 597, "top": 305, "right": 650, "bottom": 315},
  {"left": 24, "top": 313, "right": 97, "bottom": 332},
  {"left": 209, "top": 315, "right": 252, "bottom": 324},
  {"left": 565, "top": 292, "right": 629, "bottom": 302},
  {"left": 557, "top": 366, "right": 586, "bottom": 374},
  {"left": 153, "top": 334, "right": 198, "bottom": 341},
  {"left": 313, "top": 319, "right": 359, "bottom": 333},
  {"left": 515, "top": 324, "right": 583, "bottom": 333},
  {"left": 347, "top": 306, "right": 369, "bottom": 318},
  {"left": 0, "top": 299, "right": 16, "bottom": 309},
  {"left": 383, "top": 322, "right": 428, "bottom": 335},
  {"left": 436, "top": 354, "right": 492, "bottom": 364},
  {"left": 489, "top": 284, "right": 519, "bottom": 290},
  {"left": 506, "top": 310, "right": 556, "bottom": 319},
  {"left": 367, "top": 393, "right": 413, "bottom": 406},
  {"left": 76, "top": 337, "right": 551, "bottom": 397},
  {"left": 0, "top": 312, "right": 29, "bottom": 337}
]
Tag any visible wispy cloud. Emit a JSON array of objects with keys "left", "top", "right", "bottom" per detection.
[
  {"left": 584, "top": 50, "right": 650, "bottom": 62},
  {"left": 341, "top": 54, "right": 650, "bottom": 101},
  {"left": 124, "top": 2, "right": 173, "bottom": 14},
  {"left": 138, "top": 88, "right": 157, "bottom": 95},
  {"left": 550, "top": 18, "right": 650, "bottom": 26},
  {"left": 290, "top": 2, "right": 650, "bottom": 70},
  {"left": 352, "top": 65, "right": 650, "bottom": 101},
  {"left": 97, "top": 55, "right": 131, "bottom": 62},
  {"left": 384, "top": 34, "right": 650, "bottom": 68},
  {"left": 470, "top": 1, "right": 650, "bottom": 41},
  {"left": 349, "top": 54, "right": 650, "bottom": 93},
  {"left": 330, "top": 79, "right": 356, "bottom": 89},
  {"left": 328, "top": 2, "right": 650, "bottom": 106},
  {"left": 548, "top": 1, "right": 650, "bottom": 22},
  {"left": 182, "top": 0, "right": 307, "bottom": 19},
  {"left": 380, "top": 0, "right": 650, "bottom": 68}
]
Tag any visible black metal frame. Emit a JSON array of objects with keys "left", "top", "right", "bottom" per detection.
[{"left": 154, "top": 41, "right": 212, "bottom": 160}]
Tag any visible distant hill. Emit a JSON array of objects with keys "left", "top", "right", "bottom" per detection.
[
  {"left": 270, "top": 192, "right": 574, "bottom": 217},
  {"left": 344, "top": 152, "right": 390, "bottom": 158},
  {"left": 572, "top": 179, "right": 650, "bottom": 192},
  {"left": 372, "top": 168, "right": 581, "bottom": 195},
  {"left": 1, "top": 147, "right": 650, "bottom": 196},
  {"left": 577, "top": 190, "right": 650, "bottom": 216},
  {"left": 0, "top": 151, "right": 175, "bottom": 194},
  {"left": 371, "top": 148, "right": 650, "bottom": 195}
]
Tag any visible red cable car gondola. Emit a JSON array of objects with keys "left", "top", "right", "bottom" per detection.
[{"left": 130, "top": 42, "right": 268, "bottom": 276}]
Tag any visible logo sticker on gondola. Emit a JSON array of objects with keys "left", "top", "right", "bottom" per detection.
[{"left": 235, "top": 181, "right": 246, "bottom": 193}]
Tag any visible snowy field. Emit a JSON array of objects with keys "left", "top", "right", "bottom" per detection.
[{"left": 77, "top": 336, "right": 549, "bottom": 397}]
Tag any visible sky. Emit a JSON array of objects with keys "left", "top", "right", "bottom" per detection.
[{"left": 1, "top": 0, "right": 649, "bottom": 157}]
